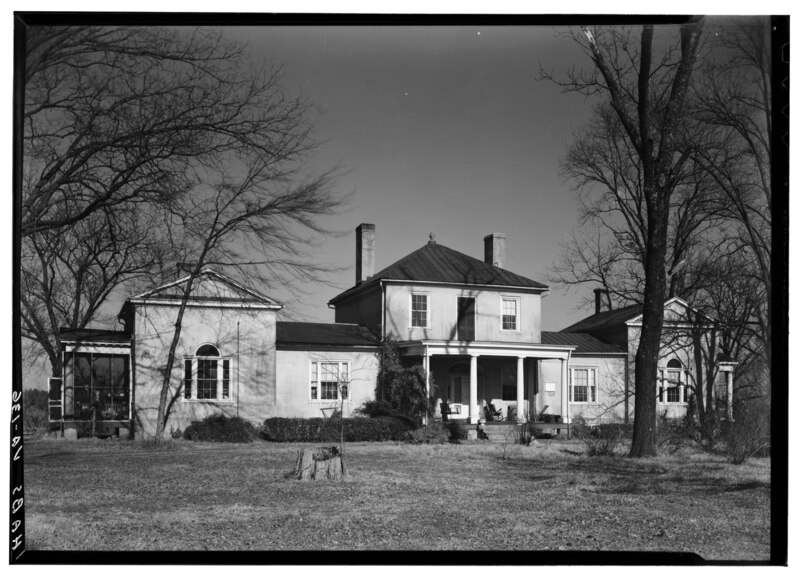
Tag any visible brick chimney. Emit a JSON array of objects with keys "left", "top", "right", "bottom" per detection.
[
  {"left": 484, "top": 233, "right": 506, "bottom": 269},
  {"left": 594, "top": 287, "right": 612, "bottom": 314},
  {"left": 355, "top": 223, "right": 376, "bottom": 284}
]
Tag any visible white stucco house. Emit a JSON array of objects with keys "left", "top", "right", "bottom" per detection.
[{"left": 50, "top": 223, "right": 734, "bottom": 439}]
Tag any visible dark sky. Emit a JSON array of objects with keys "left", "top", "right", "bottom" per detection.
[{"left": 225, "top": 24, "right": 599, "bottom": 329}]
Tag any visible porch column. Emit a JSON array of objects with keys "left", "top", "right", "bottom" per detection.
[
  {"left": 469, "top": 354, "right": 479, "bottom": 424},
  {"left": 560, "top": 357, "right": 568, "bottom": 419},
  {"left": 726, "top": 371, "right": 734, "bottom": 421},
  {"left": 516, "top": 356, "right": 526, "bottom": 423},
  {"left": 423, "top": 348, "right": 430, "bottom": 426}
]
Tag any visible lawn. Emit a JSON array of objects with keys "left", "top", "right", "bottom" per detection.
[{"left": 22, "top": 438, "right": 770, "bottom": 559}]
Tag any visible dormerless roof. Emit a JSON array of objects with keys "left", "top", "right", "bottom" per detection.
[
  {"left": 330, "top": 241, "right": 547, "bottom": 304},
  {"left": 559, "top": 303, "right": 642, "bottom": 334},
  {"left": 58, "top": 328, "right": 131, "bottom": 344},
  {"left": 540, "top": 331, "right": 625, "bottom": 355},
  {"left": 276, "top": 322, "right": 379, "bottom": 347}
]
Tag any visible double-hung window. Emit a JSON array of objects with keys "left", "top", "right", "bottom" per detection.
[
  {"left": 310, "top": 361, "right": 350, "bottom": 401},
  {"left": 501, "top": 297, "right": 520, "bottom": 331},
  {"left": 660, "top": 359, "right": 686, "bottom": 404},
  {"left": 570, "top": 367, "right": 597, "bottom": 403},
  {"left": 183, "top": 344, "right": 230, "bottom": 401},
  {"left": 411, "top": 293, "right": 428, "bottom": 328}
]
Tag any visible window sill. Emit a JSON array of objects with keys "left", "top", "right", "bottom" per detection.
[
  {"left": 308, "top": 400, "right": 351, "bottom": 403},
  {"left": 569, "top": 401, "right": 597, "bottom": 405},
  {"left": 182, "top": 399, "right": 234, "bottom": 404}
]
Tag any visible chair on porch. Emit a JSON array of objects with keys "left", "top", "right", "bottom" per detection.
[
  {"left": 484, "top": 402, "right": 503, "bottom": 422},
  {"left": 440, "top": 401, "right": 451, "bottom": 422}
]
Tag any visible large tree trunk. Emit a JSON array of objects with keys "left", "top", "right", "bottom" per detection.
[{"left": 629, "top": 190, "right": 670, "bottom": 458}]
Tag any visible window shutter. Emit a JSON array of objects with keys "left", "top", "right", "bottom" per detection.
[{"left": 183, "top": 359, "right": 193, "bottom": 399}]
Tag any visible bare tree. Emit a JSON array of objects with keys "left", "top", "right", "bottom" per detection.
[
  {"left": 544, "top": 21, "right": 705, "bottom": 456},
  {"left": 692, "top": 18, "right": 773, "bottom": 373},
  {"left": 150, "top": 139, "right": 341, "bottom": 440},
  {"left": 21, "top": 203, "right": 176, "bottom": 378},
  {"left": 21, "top": 26, "right": 345, "bottom": 408},
  {"left": 551, "top": 101, "right": 722, "bottom": 311},
  {"left": 22, "top": 26, "right": 294, "bottom": 237}
]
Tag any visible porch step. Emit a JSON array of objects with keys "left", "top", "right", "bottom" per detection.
[{"left": 480, "top": 423, "right": 523, "bottom": 443}]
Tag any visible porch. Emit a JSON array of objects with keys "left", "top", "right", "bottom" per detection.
[{"left": 400, "top": 339, "right": 576, "bottom": 436}]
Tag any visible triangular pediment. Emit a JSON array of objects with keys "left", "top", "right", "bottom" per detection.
[
  {"left": 626, "top": 297, "right": 710, "bottom": 325},
  {"left": 129, "top": 269, "right": 282, "bottom": 309}
]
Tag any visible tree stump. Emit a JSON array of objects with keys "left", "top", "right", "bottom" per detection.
[{"left": 293, "top": 446, "right": 347, "bottom": 481}]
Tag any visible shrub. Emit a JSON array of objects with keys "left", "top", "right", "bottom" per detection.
[
  {"left": 721, "top": 399, "right": 771, "bottom": 464},
  {"left": 355, "top": 400, "right": 418, "bottom": 428},
  {"left": 572, "top": 418, "right": 623, "bottom": 456},
  {"left": 260, "top": 416, "right": 415, "bottom": 442},
  {"left": 23, "top": 406, "right": 48, "bottom": 432},
  {"left": 183, "top": 414, "right": 258, "bottom": 442},
  {"left": 404, "top": 422, "right": 451, "bottom": 444}
]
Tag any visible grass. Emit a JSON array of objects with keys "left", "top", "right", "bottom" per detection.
[{"left": 23, "top": 438, "right": 770, "bottom": 558}]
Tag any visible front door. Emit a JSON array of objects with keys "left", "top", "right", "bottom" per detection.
[
  {"left": 448, "top": 374, "right": 469, "bottom": 418},
  {"left": 457, "top": 297, "right": 475, "bottom": 341}
]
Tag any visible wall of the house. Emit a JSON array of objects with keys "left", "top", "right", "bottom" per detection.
[
  {"left": 132, "top": 304, "right": 277, "bottom": 438},
  {"left": 332, "top": 285, "right": 383, "bottom": 331},
  {"left": 567, "top": 355, "right": 627, "bottom": 424},
  {"left": 274, "top": 348, "right": 379, "bottom": 418},
  {"left": 384, "top": 284, "right": 542, "bottom": 343},
  {"left": 538, "top": 358, "right": 567, "bottom": 420},
  {"left": 626, "top": 325, "right": 698, "bottom": 420}
]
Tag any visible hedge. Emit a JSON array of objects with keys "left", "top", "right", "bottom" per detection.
[
  {"left": 183, "top": 415, "right": 258, "bottom": 442},
  {"left": 261, "top": 416, "right": 415, "bottom": 442}
]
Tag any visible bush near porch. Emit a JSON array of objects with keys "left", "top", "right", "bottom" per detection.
[{"left": 23, "top": 438, "right": 770, "bottom": 558}]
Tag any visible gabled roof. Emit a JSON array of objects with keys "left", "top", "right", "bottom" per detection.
[
  {"left": 58, "top": 328, "right": 131, "bottom": 344},
  {"left": 560, "top": 302, "right": 642, "bottom": 334},
  {"left": 276, "top": 322, "right": 379, "bottom": 347},
  {"left": 330, "top": 241, "right": 547, "bottom": 304},
  {"left": 626, "top": 297, "right": 709, "bottom": 325},
  {"left": 540, "top": 331, "right": 625, "bottom": 355},
  {"left": 560, "top": 296, "right": 711, "bottom": 334},
  {"left": 126, "top": 269, "right": 282, "bottom": 309}
]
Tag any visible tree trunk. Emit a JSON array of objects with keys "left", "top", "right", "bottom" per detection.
[
  {"left": 629, "top": 190, "right": 670, "bottom": 458},
  {"left": 293, "top": 447, "right": 347, "bottom": 481}
]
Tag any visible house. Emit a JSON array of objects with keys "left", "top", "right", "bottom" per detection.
[{"left": 50, "top": 223, "right": 732, "bottom": 439}]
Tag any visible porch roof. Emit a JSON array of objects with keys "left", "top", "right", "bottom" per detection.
[
  {"left": 398, "top": 339, "right": 574, "bottom": 359},
  {"left": 58, "top": 328, "right": 131, "bottom": 345}
]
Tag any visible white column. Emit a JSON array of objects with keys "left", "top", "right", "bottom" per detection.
[
  {"left": 560, "top": 357, "right": 568, "bottom": 419},
  {"left": 423, "top": 349, "right": 430, "bottom": 426},
  {"left": 469, "top": 355, "right": 479, "bottom": 424},
  {"left": 726, "top": 371, "right": 734, "bottom": 421},
  {"left": 516, "top": 356, "right": 526, "bottom": 423}
]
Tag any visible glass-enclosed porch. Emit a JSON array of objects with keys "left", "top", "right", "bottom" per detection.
[{"left": 54, "top": 329, "right": 133, "bottom": 438}]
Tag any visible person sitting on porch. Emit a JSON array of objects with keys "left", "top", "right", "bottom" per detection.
[{"left": 484, "top": 401, "right": 502, "bottom": 421}]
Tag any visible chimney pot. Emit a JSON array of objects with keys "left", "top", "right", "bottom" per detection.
[
  {"left": 484, "top": 233, "right": 506, "bottom": 269},
  {"left": 356, "top": 223, "right": 376, "bottom": 284}
]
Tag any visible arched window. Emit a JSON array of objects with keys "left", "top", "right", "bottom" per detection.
[
  {"left": 183, "top": 344, "right": 231, "bottom": 402},
  {"left": 660, "top": 359, "right": 685, "bottom": 404}
]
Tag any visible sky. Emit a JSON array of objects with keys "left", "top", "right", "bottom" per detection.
[
  {"left": 13, "top": 14, "right": 789, "bottom": 389},
  {"left": 222, "top": 24, "right": 600, "bottom": 330}
]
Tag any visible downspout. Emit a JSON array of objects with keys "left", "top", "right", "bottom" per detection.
[
  {"left": 380, "top": 280, "right": 386, "bottom": 339},
  {"left": 424, "top": 344, "right": 429, "bottom": 426},
  {"left": 566, "top": 349, "right": 573, "bottom": 439},
  {"left": 236, "top": 320, "right": 240, "bottom": 417}
]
